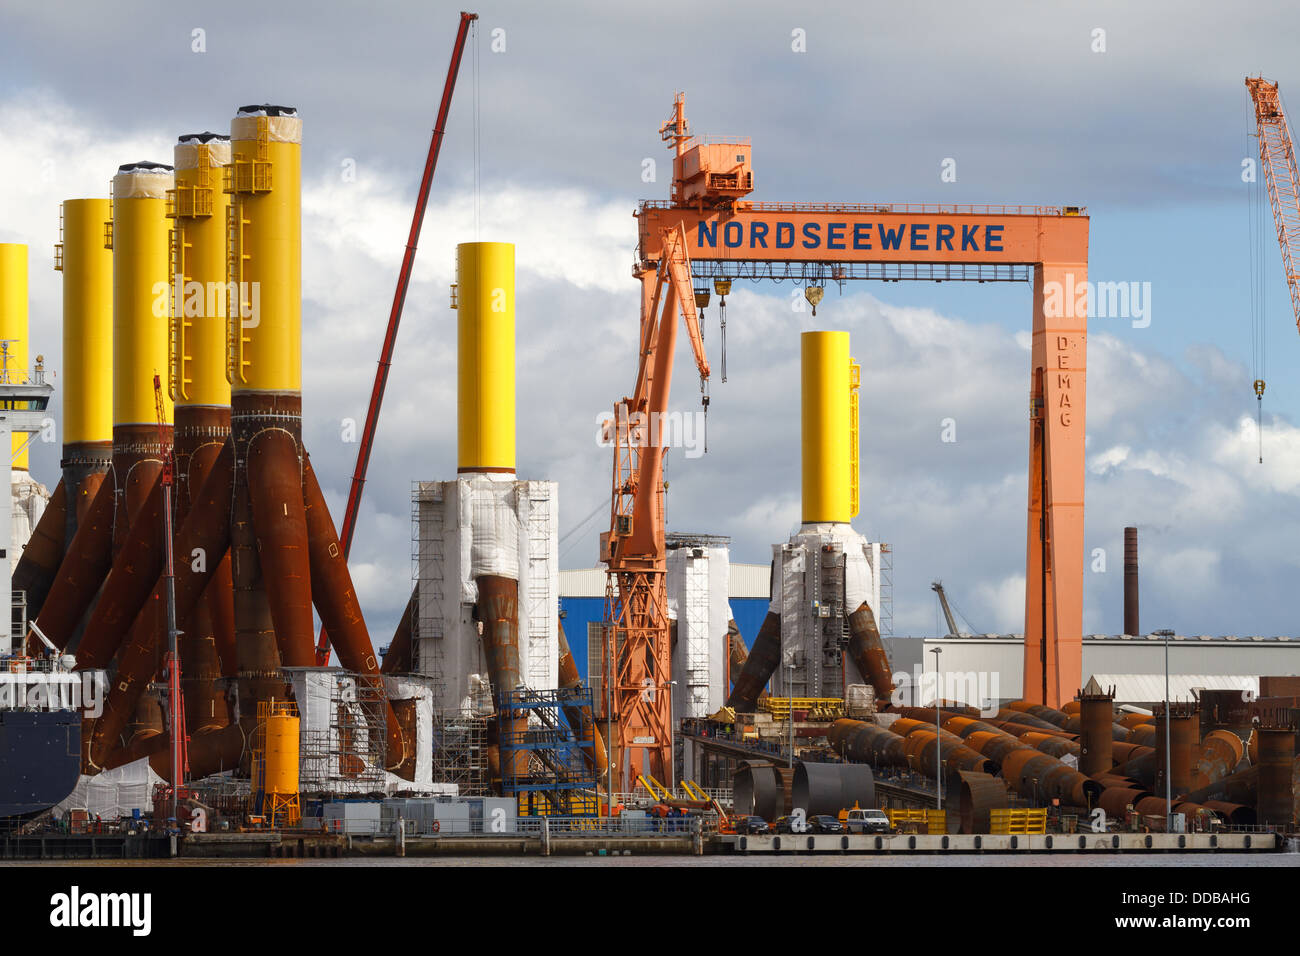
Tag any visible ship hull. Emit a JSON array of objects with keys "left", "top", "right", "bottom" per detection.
[{"left": 0, "top": 710, "right": 82, "bottom": 818}]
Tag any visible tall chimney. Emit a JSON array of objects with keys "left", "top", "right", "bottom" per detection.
[{"left": 1123, "top": 526, "right": 1138, "bottom": 635}]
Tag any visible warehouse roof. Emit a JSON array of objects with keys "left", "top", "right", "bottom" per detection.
[{"left": 1087, "top": 674, "right": 1259, "bottom": 702}]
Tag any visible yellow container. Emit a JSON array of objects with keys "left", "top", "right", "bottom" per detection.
[
  {"left": 227, "top": 108, "right": 302, "bottom": 393},
  {"left": 456, "top": 241, "right": 516, "bottom": 473},
  {"left": 58, "top": 200, "right": 114, "bottom": 445},
  {"left": 169, "top": 135, "right": 232, "bottom": 407},
  {"left": 800, "top": 331, "right": 857, "bottom": 524},
  {"left": 263, "top": 712, "right": 300, "bottom": 796},
  {"left": 110, "top": 164, "right": 174, "bottom": 427},
  {"left": 0, "top": 243, "right": 29, "bottom": 468}
]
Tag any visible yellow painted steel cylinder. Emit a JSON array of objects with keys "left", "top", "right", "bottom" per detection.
[
  {"left": 801, "top": 330, "right": 853, "bottom": 524},
  {"left": 110, "top": 163, "right": 174, "bottom": 426},
  {"left": 456, "top": 241, "right": 516, "bottom": 473},
  {"left": 0, "top": 243, "right": 30, "bottom": 469},
  {"left": 59, "top": 200, "right": 114, "bottom": 445},
  {"left": 170, "top": 135, "right": 232, "bottom": 407},
  {"left": 227, "top": 106, "right": 302, "bottom": 393},
  {"left": 263, "top": 712, "right": 300, "bottom": 795}
]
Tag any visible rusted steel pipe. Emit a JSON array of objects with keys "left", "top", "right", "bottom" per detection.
[
  {"left": 557, "top": 618, "right": 608, "bottom": 778},
  {"left": 32, "top": 477, "right": 116, "bottom": 652},
  {"left": 83, "top": 445, "right": 234, "bottom": 769},
  {"left": 827, "top": 718, "right": 906, "bottom": 768},
  {"left": 847, "top": 601, "right": 894, "bottom": 706},
  {"left": 994, "top": 708, "right": 1062, "bottom": 732},
  {"left": 477, "top": 575, "right": 527, "bottom": 782},
  {"left": 1127, "top": 723, "right": 1157, "bottom": 746},
  {"left": 1005, "top": 700, "right": 1071, "bottom": 728},
  {"left": 1118, "top": 712, "right": 1153, "bottom": 730},
  {"left": 958, "top": 770, "right": 1011, "bottom": 834},
  {"left": 1078, "top": 684, "right": 1115, "bottom": 775},
  {"left": 1203, "top": 800, "right": 1255, "bottom": 827},
  {"left": 1021, "top": 731, "right": 1081, "bottom": 760},
  {"left": 1097, "top": 786, "right": 1150, "bottom": 819},
  {"left": 726, "top": 610, "right": 780, "bottom": 712},
  {"left": 1111, "top": 742, "right": 1154, "bottom": 764},
  {"left": 1191, "top": 729, "right": 1244, "bottom": 791},
  {"left": 246, "top": 428, "right": 315, "bottom": 667},
  {"left": 1182, "top": 765, "right": 1259, "bottom": 806},
  {"left": 1256, "top": 726, "right": 1295, "bottom": 827},
  {"left": 12, "top": 478, "right": 67, "bottom": 617},
  {"left": 74, "top": 475, "right": 166, "bottom": 669},
  {"left": 302, "top": 454, "right": 406, "bottom": 768},
  {"left": 381, "top": 586, "right": 417, "bottom": 674}
]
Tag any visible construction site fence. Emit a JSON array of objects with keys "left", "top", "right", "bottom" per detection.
[{"left": 307, "top": 815, "right": 713, "bottom": 838}]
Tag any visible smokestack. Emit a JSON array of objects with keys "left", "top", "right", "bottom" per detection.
[
  {"left": 1123, "top": 526, "right": 1138, "bottom": 635},
  {"left": 800, "top": 331, "right": 856, "bottom": 525}
]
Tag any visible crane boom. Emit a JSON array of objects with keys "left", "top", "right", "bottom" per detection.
[
  {"left": 315, "top": 11, "right": 476, "bottom": 665},
  {"left": 930, "top": 581, "right": 960, "bottom": 637},
  {"left": 1246, "top": 77, "right": 1300, "bottom": 334}
]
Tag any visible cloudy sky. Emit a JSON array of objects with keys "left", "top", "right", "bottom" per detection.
[{"left": 2, "top": 1, "right": 1298, "bottom": 647}]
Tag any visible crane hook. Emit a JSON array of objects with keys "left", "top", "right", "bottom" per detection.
[{"left": 805, "top": 285, "right": 824, "bottom": 316}]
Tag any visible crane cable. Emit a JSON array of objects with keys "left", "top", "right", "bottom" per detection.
[{"left": 1247, "top": 99, "right": 1266, "bottom": 463}]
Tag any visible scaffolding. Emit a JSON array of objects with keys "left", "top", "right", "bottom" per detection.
[
  {"left": 878, "top": 542, "right": 894, "bottom": 638},
  {"left": 298, "top": 674, "right": 388, "bottom": 797},
  {"left": 430, "top": 712, "right": 491, "bottom": 797},
  {"left": 525, "top": 484, "right": 555, "bottom": 690},
  {"left": 499, "top": 688, "right": 599, "bottom": 816},
  {"left": 412, "top": 482, "right": 445, "bottom": 697}
]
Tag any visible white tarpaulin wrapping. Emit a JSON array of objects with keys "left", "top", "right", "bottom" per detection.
[
  {"left": 415, "top": 477, "right": 558, "bottom": 714},
  {"left": 774, "top": 524, "right": 880, "bottom": 696},
  {"left": 383, "top": 675, "right": 435, "bottom": 788},
  {"left": 667, "top": 545, "right": 732, "bottom": 719},
  {"left": 53, "top": 758, "right": 165, "bottom": 820}
]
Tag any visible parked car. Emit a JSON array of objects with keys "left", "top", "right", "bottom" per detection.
[
  {"left": 808, "top": 814, "right": 844, "bottom": 834},
  {"left": 735, "top": 815, "right": 771, "bottom": 835},
  {"left": 844, "top": 808, "right": 894, "bottom": 834},
  {"left": 773, "top": 815, "right": 795, "bottom": 833}
]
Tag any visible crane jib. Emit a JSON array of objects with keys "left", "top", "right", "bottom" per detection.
[{"left": 696, "top": 219, "right": 1005, "bottom": 254}]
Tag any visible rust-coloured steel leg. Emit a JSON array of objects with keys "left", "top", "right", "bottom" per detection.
[
  {"left": 726, "top": 611, "right": 781, "bottom": 712},
  {"left": 83, "top": 444, "right": 235, "bottom": 769},
  {"left": 74, "top": 474, "right": 166, "bottom": 669},
  {"left": 478, "top": 575, "right": 527, "bottom": 783},
  {"left": 246, "top": 429, "right": 315, "bottom": 667},
  {"left": 302, "top": 454, "right": 406, "bottom": 768},
  {"left": 12, "top": 478, "right": 67, "bottom": 618},
  {"left": 847, "top": 601, "right": 895, "bottom": 707},
  {"left": 380, "top": 586, "right": 417, "bottom": 674},
  {"left": 558, "top": 617, "right": 608, "bottom": 777},
  {"left": 33, "top": 475, "right": 116, "bottom": 652}
]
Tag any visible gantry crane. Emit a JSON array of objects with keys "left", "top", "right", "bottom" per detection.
[{"left": 600, "top": 94, "right": 1091, "bottom": 783}]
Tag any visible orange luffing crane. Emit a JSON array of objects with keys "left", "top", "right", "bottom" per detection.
[
  {"left": 1245, "top": 76, "right": 1300, "bottom": 458},
  {"left": 602, "top": 93, "right": 1092, "bottom": 791}
]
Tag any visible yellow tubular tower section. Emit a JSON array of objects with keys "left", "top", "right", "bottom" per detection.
[
  {"left": 110, "top": 166, "right": 174, "bottom": 426},
  {"left": 800, "top": 330, "right": 854, "bottom": 525},
  {"left": 170, "top": 137, "right": 232, "bottom": 407},
  {"left": 0, "top": 243, "right": 30, "bottom": 468},
  {"left": 58, "top": 200, "right": 114, "bottom": 445},
  {"left": 455, "top": 241, "right": 516, "bottom": 473},
  {"left": 226, "top": 110, "right": 302, "bottom": 393}
]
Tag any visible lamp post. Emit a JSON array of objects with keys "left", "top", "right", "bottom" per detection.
[
  {"left": 785, "top": 656, "right": 796, "bottom": 770},
  {"left": 930, "top": 645, "right": 943, "bottom": 810},
  {"left": 1154, "top": 628, "right": 1174, "bottom": 832}
]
